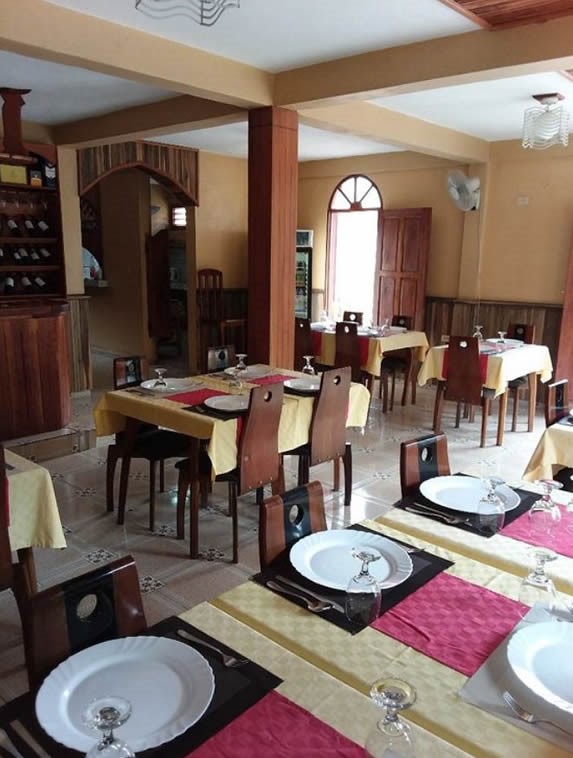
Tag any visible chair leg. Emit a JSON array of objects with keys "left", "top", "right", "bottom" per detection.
[
  {"left": 106, "top": 446, "right": 120, "bottom": 513},
  {"left": 433, "top": 382, "right": 445, "bottom": 432},
  {"left": 159, "top": 460, "right": 165, "bottom": 492},
  {"left": 149, "top": 460, "right": 156, "bottom": 532},
  {"left": 382, "top": 373, "right": 389, "bottom": 413},
  {"left": 455, "top": 402, "right": 462, "bottom": 428},
  {"left": 116, "top": 456, "right": 131, "bottom": 526},
  {"left": 176, "top": 469, "right": 189, "bottom": 540},
  {"left": 343, "top": 443, "right": 352, "bottom": 506},
  {"left": 511, "top": 387, "right": 519, "bottom": 432},
  {"left": 480, "top": 399, "right": 490, "bottom": 448},
  {"left": 229, "top": 481, "right": 239, "bottom": 564},
  {"left": 256, "top": 487, "right": 264, "bottom": 505},
  {"left": 189, "top": 479, "right": 200, "bottom": 558},
  {"left": 497, "top": 391, "right": 507, "bottom": 446},
  {"left": 390, "top": 372, "right": 396, "bottom": 411}
]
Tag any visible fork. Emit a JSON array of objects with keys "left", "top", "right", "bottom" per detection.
[
  {"left": 405, "top": 504, "right": 470, "bottom": 525},
  {"left": 502, "top": 691, "right": 573, "bottom": 734},
  {"left": 266, "top": 580, "right": 333, "bottom": 613},
  {"left": 176, "top": 628, "right": 248, "bottom": 667}
]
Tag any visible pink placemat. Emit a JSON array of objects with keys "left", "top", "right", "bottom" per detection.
[
  {"left": 372, "top": 572, "right": 527, "bottom": 676},
  {"left": 358, "top": 336, "right": 369, "bottom": 365},
  {"left": 442, "top": 350, "right": 488, "bottom": 384},
  {"left": 501, "top": 504, "right": 573, "bottom": 558},
  {"left": 166, "top": 388, "right": 227, "bottom": 405},
  {"left": 311, "top": 331, "right": 322, "bottom": 357},
  {"left": 251, "top": 374, "right": 292, "bottom": 386},
  {"left": 189, "top": 690, "right": 362, "bottom": 757}
]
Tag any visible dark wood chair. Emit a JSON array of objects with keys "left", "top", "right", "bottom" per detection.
[
  {"left": 107, "top": 356, "right": 189, "bottom": 532},
  {"left": 433, "top": 336, "right": 504, "bottom": 448},
  {"left": 175, "top": 383, "right": 285, "bottom": 563},
  {"left": 545, "top": 379, "right": 569, "bottom": 426},
  {"left": 294, "top": 317, "right": 314, "bottom": 371},
  {"left": 15, "top": 555, "right": 146, "bottom": 689},
  {"left": 379, "top": 315, "right": 414, "bottom": 412},
  {"left": 197, "top": 268, "right": 246, "bottom": 370},
  {"left": 285, "top": 367, "right": 353, "bottom": 506},
  {"left": 334, "top": 321, "right": 363, "bottom": 384},
  {"left": 342, "top": 310, "right": 363, "bottom": 325},
  {"left": 506, "top": 323, "right": 537, "bottom": 432},
  {"left": 0, "top": 445, "right": 13, "bottom": 592},
  {"left": 259, "top": 481, "right": 325, "bottom": 571},
  {"left": 399, "top": 433, "right": 451, "bottom": 498},
  {"left": 207, "top": 344, "right": 236, "bottom": 373}
]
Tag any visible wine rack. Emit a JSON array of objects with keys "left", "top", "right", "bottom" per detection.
[{"left": 0, "top": 178, "right": 65, "bottom": 301}]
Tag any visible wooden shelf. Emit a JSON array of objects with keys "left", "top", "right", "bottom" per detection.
[
  {"left": 0, "top": 237, "right": 57, "bottom": 244},
  {"left": 0, "top": 292, "right": 63, "bottom": 299},
  {"left": 0, "top": 182, "right": 57, "bottom": 192},
  {"left": 0, "top": 265, "right": 59, "bottom": 272}
]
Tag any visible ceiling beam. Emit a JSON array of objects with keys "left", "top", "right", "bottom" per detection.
[
  {"left": 53, "top": 95, "right": 245, "bottom": 147},
  {"left": 299, "top": 103, "right": 490, "bottom": 163},
  {"left": 0, "top": 0, "right": 273, "bottom": 108},
  {"left": 275, "top": 15, "right": 573, "bottom": 108},
  {"left": 436, "top": 0, "right": 490, "bottom": 28}
]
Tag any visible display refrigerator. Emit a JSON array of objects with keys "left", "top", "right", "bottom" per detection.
[{"left": 295, "top": 229, "right": 313, "bottom": 319}]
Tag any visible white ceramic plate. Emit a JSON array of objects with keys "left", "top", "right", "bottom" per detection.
[
  {"left": 284, "top": 378, "right": 320, "bottom": 393},
  {"left": 419, "top": 475, "right": 520, "bottom": 513},
  {"left": 35, "top": 636, "right": 215, "bottom": 752},
  {"left": 223, "top": 365, "right": 269, "bottom": 380},
  {"left": 204, "top": 395, "right": 249, "bottom": 412},
  {"left": 485, "top": 338, "right": 524, "bottom": 347},
  {"left": 140, "top": 378, "right": 198, "bottom": 393},
  {"left": 507, "top": 622, "right": 573, "bottom": 720},
  {"left": 386, "top": 326, "right": 407, "bottom": 334},
  {"left": 290, "top": 530, "right": 413, "bottom": 590}
]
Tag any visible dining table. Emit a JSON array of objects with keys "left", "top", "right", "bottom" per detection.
[
  {"left": 522, "top": 417, "right": 573, "bottom": 482},
  {"left": 5, "top": 449, "right": 66, "bottom": 594}
]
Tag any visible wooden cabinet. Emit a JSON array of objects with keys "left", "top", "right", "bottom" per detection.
[{"left": 0, "top": 301, "right": 71, "bottom": 440}]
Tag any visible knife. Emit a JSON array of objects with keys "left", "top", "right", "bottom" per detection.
[
  {"left": 405, "top": 504, "right": 471, "bottom": 525},
  {"left": 274, "top": 575, "right": 346, "bottom": 614}
]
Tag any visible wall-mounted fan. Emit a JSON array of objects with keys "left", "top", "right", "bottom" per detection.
[{"left": 447, "top": 170, "right": 481, "bottom": 211}]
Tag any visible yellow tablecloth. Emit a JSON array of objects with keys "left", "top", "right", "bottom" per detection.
[
  {"left": 314, "top": 329, "right": 429, "bottom": 377},
  {"left": 417, "top": 344, "right": 553, "bottom": 398},
  {"left": 6, "top": 450, "right": 66, "bottom": 551},
  {"left": 93, "top": 371, "right": 371, "bottom": 476},
  {"left": 211, "top": 520, "right": 570, "bottom": 757},
  {"left": 182, "top": 602, "right": 467, "bottom": 757},
  {"left": 523, "top": 422, "right": 573, "bottom": 481}
]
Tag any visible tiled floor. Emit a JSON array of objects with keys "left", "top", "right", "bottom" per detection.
[{"left": 0, "top": 374, "right": 546, "bottom": 703}]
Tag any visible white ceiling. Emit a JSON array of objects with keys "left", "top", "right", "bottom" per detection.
[
  {"left": 44, "top": 0, "right": 478, "bottom": 72},
  {"left": 0, "top": 50, "right": 171, "bottom": 125},
  {"left": 149, "top": 121, "right": 403, "bottom": 161}
]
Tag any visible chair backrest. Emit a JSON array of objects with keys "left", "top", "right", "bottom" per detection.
[
  {"left": 197, "top": 268, "right": 224, "bottom": 322},
  {"left": 334, "top": 321, "right": 362, "bottom": 382},
  {"left": 207, "top": 345, "right": 236, "bottom": 373},
  {"left": 0, "top": 445, "right": 13, "bottom": 592},
  {"left": 294, "top": 318, "right": 313, "bottom": 371},
  {"left": 545, "top": 379, "right": 569, "bottom": 426},
  {"left": 113, "top": 356, "right": 149, "bottom": 389},
  {"left": 444, "top": 336, "right": 483, "bottom": 406},
  {"left": 342, "top": 310, "right": 363, "bottom": 325},
  {"left": 507, "top": 322, "right": 536, "bottom": 343},
  {"left": 238, "top": 384, "right": 284, "bottom": 494},
  {"left": 259, "top": 481, "right": 325, "bottom": 571},
  {"left": 392, "top": 315, "right": 412, "bottom": 330},
  {"left": 400, "top": 433, "right": 451, "bottom": 497},
  {"left": 16, "top": 555, "right": 147, "bottom": 689},
  {"left": 309, "top": 367, "right": 351, "bottom": 466}
]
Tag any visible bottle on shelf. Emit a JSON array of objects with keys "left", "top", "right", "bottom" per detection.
[
  {"left": 29, "top": 248, "right": 41, "bottom": 262},
  {"left": 38, "top": 246, "right": 51, "bottom": 260},
  {"left": 11, "top": 248, "right": 23, "bottom": 265},
  {"left": 5, "top": 217, "right": 22, "bottom": 237},
  {"left": 36, "top": 219, "right": 50, "bottom": 235},
  {"left": 17, "top": 246, "right": 30, "bottom": 262},
  {"left": 4, "top": 275, "right": 16, "bottom": 294},
  {"left": 33, "top": 275, "right": 47, "bottom": 290},
  {"left": 0, "top": 246, "right": 4, "bottom": 263},
  {"left": 21, "top": 274, "right": 33, "bottom": 292},
  {"left": 23, "top": 216, "right": 37, "bottom": 236}
]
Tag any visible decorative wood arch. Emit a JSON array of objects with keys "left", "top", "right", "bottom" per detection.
[{"left": 77, "top": 140, "right": 198, "bottom": 205}]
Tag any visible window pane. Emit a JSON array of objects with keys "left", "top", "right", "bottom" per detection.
[
  {"left": 361, "top": 187, "right": 381, "bottom": 209},
  {"left": 355, "top": 176, "right": 372, "bottom": 203},
  {"left": 330, "top": 190, "right": 351, "bottom": 210},
  {"left": 339, "top": 177, "right": 356, "bottom": 200}
]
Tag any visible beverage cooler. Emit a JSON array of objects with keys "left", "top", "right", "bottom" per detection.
[{"left": 295, "top": 229, "right": 313, "bottom": 319}]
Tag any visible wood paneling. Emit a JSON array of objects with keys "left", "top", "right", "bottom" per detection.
[
  {"left": 248, "top": 107, "right": 298, "bottom": 367},
  {"left": 556, "top": 226, "right": 573, "bottom": 385},
  {"left": 66, "top": 295, "right": 91, "bottom": 392},
  {"left": 440, "top": 0, "right": 573, "bottom": 28}
]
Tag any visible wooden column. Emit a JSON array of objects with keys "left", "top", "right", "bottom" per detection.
[{"left": 248, "top": 107, "right": 298, "bottom": 367}]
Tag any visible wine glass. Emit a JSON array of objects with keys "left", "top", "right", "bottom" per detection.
[
  {"left": 472, "top": 324, "right": 484, "bottom": 341},
  {"left": 302, "top": 355, "right": 316, "bottom": 376},
  {"left": 82, "top": 696, "right": 135, "bottom": 758},
  {"left": 365, "top": 678, "right": 417, "bottom": 757},
  {"left": 345, "top": 548, "right": 382, "bottom": 625},
  {"left": 476, "top": 476, "right": 506, "bottom": 535},
  {"left": 497, "top": 330, "right": 507, "bottom": 344},
  {"left": 235, "top": 353, "right": 247, "bottom": 372},
  {"left": 380, "top": 318, "right": 390, "bottom": 336},
  {"left": 153, "top": 367, "right": 167, "bottom": 387}
]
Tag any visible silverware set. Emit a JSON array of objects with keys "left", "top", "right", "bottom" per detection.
[
  {"left": 175, "top": 628, "right": 248, "bottom": 668},
  {"left": 503, "top": 690, "right": 573, "bottom": 734},
  {"left": 404, "top": 502, "right": 473, "bottom": 526}
]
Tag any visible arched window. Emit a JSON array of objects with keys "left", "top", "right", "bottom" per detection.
[{"left": 326, "top": 175, "right": 382, "bottom": 321}]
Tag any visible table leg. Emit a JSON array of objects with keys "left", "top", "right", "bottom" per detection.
[
  {"left": 401, "top": 350, "right": 414, "bottom": 406},
  {"left": 16, "top": 547, "right": 37, "bottom": 596},
  {"left": 187, "top": 438, "right": 200, "bottom": 559},
  {"left": 117, "top": 417, "right": 141, "bottom": 526},
  {"left": 497, "top": 391, "right": 507, "bottom": 446},
  {"left": 527, "top": 372, "right": 537, "bottom": 432}
]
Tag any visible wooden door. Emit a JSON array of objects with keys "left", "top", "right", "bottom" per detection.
[
  {"left": 146, "top": 228, "right": 171, "bottom": 339},
  {"left": 556, "top": 225, "right": 573, "bottom": 384},
  {"left": 374, "top": 208, "right": 431, "bottom": 330}
]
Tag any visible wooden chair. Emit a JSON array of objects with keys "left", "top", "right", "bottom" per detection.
[
  {"left": 175, "top": 384, "right": 285, "bottom": 563},
  {"left": 399, "top": 433, "right": 451, "bottom": 498},
  {"left": 197, "top": 268, "right": 246, "bottom": 369},
  {"left": 334, "top": 321, "right": 363, "bottom": 384},
  {"left": 285, "top": 367, "right": 353, "bottom": 506},
  {"left": 259, "top": 481, "right": 325, "bottom": 571},
  {"left": 545, "top": 379, "right": 569, "bottom": 426},
  {"left": 0, "top": 445, "right": 13, "bottom": 592},
  {"left": 379, "top": 315, "right": 414, "bottom": 412},
  {"left": 294, "top": 317, "right": 313, "bottom": 371},
  {"left": 433, "top": 336, "right": 504, "bottom": 448},
  {"left": 506, "top": 323, "right": 536, "bottom": 432},
  {"left": 108, "top": 356, "right": 189, "bottom": 532},
  {"left": 342, "top": 310, "right": 363, "bottom": 325},
  {"left": 207, "top": 344, "right": 236, "bottom": 373},
  {"left": 15, "top": 555, "right": 146, "bottom": 689}
]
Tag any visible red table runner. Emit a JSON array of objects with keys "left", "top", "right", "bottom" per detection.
[
  {"left": 501, "top": 504, "right": 573, "bottom": 558},
  {"left": 189, "top": 690, "right": 362, "bottom": 757},
  {"left": 371, "top": 572, "right": 526, "bottom": 676},
  {"left": 167, "top": 388, "right": 227, "bottom": 405}
]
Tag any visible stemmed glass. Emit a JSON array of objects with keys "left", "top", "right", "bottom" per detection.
[
  {"left": 476, "top": 476, "right": 506, "bottom": 535},
  {"left": 496, "top": 331, "right": 507, "bottom": 352},
  {"left": 345, "top": 548, "right": 382, "bottom": 625},
  {"left": 380, "top": 318, "right": 390, "bottom": 336},
  {"left": 302, "top": 355, "right": 316, "bottom": 376},
  {"left": 365, "top": 678, "right": 417, "bottom": 757},
  {"left": 472, "top": 324, "right": 484, "bottom": 341},
  {"left": 235, "top": 353, "right": 247, "bottom": 373},
  {"left": 82, "top": 696, "right": 135, "bottom": 758},
  {"left": 153, "top": 367, "right": 167, "bottom": 387}
]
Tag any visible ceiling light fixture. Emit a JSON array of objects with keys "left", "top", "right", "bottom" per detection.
[
  {"left": 135, "top": 0, "right": 239, "bottom": 26},
  {"left": 522, "top": 93, "right": 569, "bottom": 150}
]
